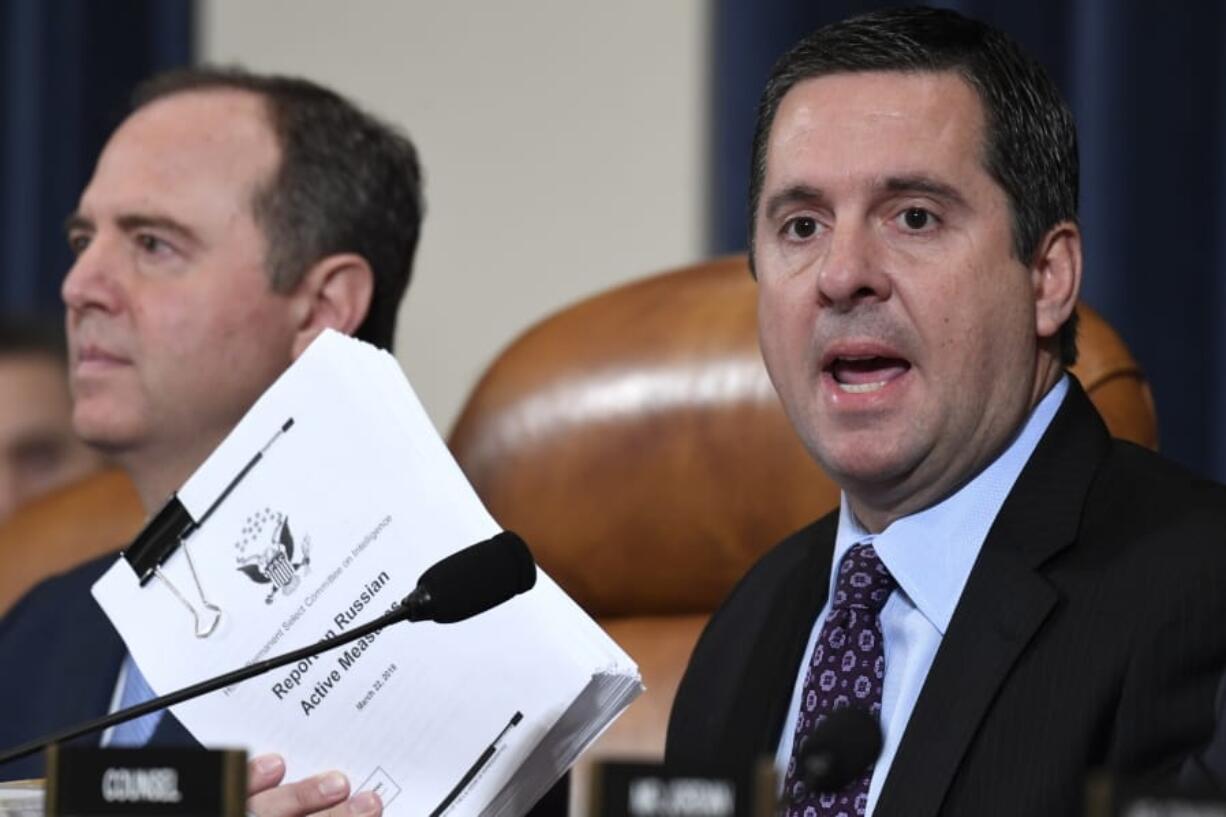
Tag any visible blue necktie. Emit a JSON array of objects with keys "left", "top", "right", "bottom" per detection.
[{"left": 109, "top": 654, "right": 166, "bottom": 746}]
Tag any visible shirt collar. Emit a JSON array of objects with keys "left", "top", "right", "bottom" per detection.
[{"left": 832, "top": 375, "right": 1069, "bottom": 634}]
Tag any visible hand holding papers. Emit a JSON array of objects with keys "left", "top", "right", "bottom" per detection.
[{"left": 92, "top": 330, "right": 643, "bottom": 817}]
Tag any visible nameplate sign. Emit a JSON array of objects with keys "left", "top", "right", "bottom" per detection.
[
  {"left": 589, "top": 760, "right": 775, "bottom": 817},
  {"left": 45, "top": 746, "right": 246, "bottom": 817}
]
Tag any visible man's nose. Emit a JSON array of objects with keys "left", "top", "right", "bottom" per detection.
[
  {"left": 62, "top": 235, "right": 123, "bottom": 314},
  {"left": 816, "top": 223, "right": 892, "bottom": 311}
]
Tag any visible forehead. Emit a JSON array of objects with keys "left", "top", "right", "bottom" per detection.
[
  {"left": 80, "top": 88, "right": 279, "bottom": 221},
  {"left": 763, "top": 70, "right": 990, "bottom": 193}
]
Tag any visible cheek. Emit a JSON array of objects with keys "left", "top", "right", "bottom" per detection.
[
  {"left": 128, "top": 297, "right": 196, "bottom": 372},
  {"left": 130, "top": 294, "right": 246, "bottom": 389},
  {"left": 216, "top": 294, "right": 300, "bottom": 380},
  {"left": 925, "top": 286, "right": 1034, "bottom": 386},
  {"left": 912, "top": 251, "right": 1030, "bottom": 342},
  {"left": 155, "top": 273, "right": 287, "bottom": 352},
  {"left": 757, "top": 289, "right": 816, "bottom": 400}
]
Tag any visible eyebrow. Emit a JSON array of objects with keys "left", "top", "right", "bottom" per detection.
[
  {"left": 63, "top": 212, "right": 91, "bottom": 236},
  {"left": 762, "top": 176, "right": 969, "bottom": 222},
  {"left": 883, "top": 175, "right": 969, "bottom": 208},
  {"left": 763, "top": 185, "right": 828, "bottom": 221},
  {"left": 64, "top": 211, "right": 202, "bottom": 248}
]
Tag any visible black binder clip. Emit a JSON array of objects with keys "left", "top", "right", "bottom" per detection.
[
  {"left": 122, "top": 418, "right": 295, "bottom": 639},
  {"left": 123, "top": 496, "right": 220, "bottom": 638}
]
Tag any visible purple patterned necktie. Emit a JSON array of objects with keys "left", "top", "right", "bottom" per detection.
[{"left": 783, "top": 542, "right": 897, "bottom": 817}]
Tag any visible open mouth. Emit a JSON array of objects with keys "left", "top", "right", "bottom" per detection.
[{"left": 827, "top": 355, "right": 911, "bottom": 394}]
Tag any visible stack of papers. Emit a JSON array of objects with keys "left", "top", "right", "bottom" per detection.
[
  {"left": 0, "top": 780, "right": 42, "bottom": 817},
  {"left": 94, "top": 330, "right": 642, "bottom": 817}
]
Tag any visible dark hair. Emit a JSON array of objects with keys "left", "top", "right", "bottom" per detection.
[
  {"left": 749, "top": 7, "right": 1080, "bottom": 365},
  {"left": 0, "top": 315, "right": 67, "bottom": 362},
  {"left": 133, "top": 67, "right": 425, "bottom": 351}
]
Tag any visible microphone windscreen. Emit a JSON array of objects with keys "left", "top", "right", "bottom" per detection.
[
  {"left": 799, "top": 706, "right": 883, "bottom": 794},
  {"left": 417, "top": 531, "right": 537, "bottom": 623}
]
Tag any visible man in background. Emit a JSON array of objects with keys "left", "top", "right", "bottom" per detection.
[
  {"left": 0, "top": 67, "right": 422, "bottom": 817},
  {"left": 0, "top": 317, "right": 102, "bottom": 522},
  {"left": 667, "top": 8, "right": 1226, "bottom": 817}
]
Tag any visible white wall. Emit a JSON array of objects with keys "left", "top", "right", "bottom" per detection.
[{"left": 200, "top": 1, "right": 710, "bottom": 433}]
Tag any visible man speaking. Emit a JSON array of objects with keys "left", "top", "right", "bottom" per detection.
[
  {"left": 666, "top": 8, "right": 1226, "bottom": 817},
  {"left": 0, "top": 67, "right": 422, "bottom": 817}
]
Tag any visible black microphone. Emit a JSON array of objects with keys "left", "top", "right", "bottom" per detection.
[
  {"left": 403, "top": 530, "right": 536, "bottom": 623},
  {"left": 794, "top": 707, "right": 883, "bottom": 797},
  {"left": 0, "top": 531, "right": 536, "bottom": 767}
]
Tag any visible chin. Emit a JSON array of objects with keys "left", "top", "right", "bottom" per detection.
[
  {"left": 72, "top": 406, "right": 145, "bottom": 455},
  {"left": 811, "top": 437, "right": 918, "bottom": 494}
]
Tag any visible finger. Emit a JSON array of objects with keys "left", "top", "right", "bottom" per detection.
[
  {"left": 247, "top": 771, "right": 350, "bottom": 817},
  {"left": 247, "top": 754, "right": 288, "bottom": 796},
  {"left": 315, "top": 790, "right": 382, "bottom": 817}
]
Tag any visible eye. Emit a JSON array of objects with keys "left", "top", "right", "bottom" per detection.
[
  {"left": 898, "top": 207, "right": 937, "bottom": 232},
  {"left": 66, "top": 232, "right": 91, "bottom": 256},
  {"left": 782, "top": 216, "right": 820, "bottom": 241},
  {"left": 136, "top": 233, "right": 169, "bottom": 254},
  {"left": 133, "top": 233, "right": 181, "bottom": 261}
]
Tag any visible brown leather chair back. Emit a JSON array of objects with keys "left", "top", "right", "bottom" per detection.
[
  {"left": 0, "top": 468, "right": 144, "bottom": 617},
  {"left": 448, "top": 255, "right": 1157, "bottom": 765}
]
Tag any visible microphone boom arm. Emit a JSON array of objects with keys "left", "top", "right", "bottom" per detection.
[
  {"left": 0, "top": 598, "right": 413, "bottom": 767},
  {"left": 0, "top": 529, "right": 535, "bottom": 768}
]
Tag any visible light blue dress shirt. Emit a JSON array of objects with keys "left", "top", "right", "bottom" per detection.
[
  {"left": 102, "top": 653, "right": 167, "bottom": 747},
  {"left": 774, "top": 376, "right": 1069, "bottom": 815}
]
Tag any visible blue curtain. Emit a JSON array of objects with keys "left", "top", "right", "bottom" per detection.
[
  {"left": 712, "top": 0, "right": 1226, "bottom": 482},
  {"left": 0, "top": 0, "right": 192, "bottom": 316}
]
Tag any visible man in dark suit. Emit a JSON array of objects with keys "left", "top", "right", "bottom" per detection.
[
  {"left": 666, "top": 8, "right": 1226, "bottom": 817},
  {"left": 0, "top": 67, "right": 423, "bottom": 817}
]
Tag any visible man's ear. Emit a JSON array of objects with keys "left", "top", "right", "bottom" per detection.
[
  {"left": 288, "top": 253, "right": 374, "bottom": 359},
  {"left": 1031, "top": 221, "right": 1082, "bottom": 342}
]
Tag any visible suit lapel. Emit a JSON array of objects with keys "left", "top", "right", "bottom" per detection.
[
  {"left": 148, "top": 712, "right": 199, "bottom": 747},
  {"left": 718, "top": 515, "right": 838, "bottom": 768},
  {"left": 874, "top": 543, "right": 1059, "bottom": 817},
  {"left": 875, "top": 379, "right": 1110, "bottom": 817},
  {"left": 0, "top": 556, "right": 128, "bottom": 779},
  {"left": 35, "top": 559, "right": 129, "bottom": 735}
]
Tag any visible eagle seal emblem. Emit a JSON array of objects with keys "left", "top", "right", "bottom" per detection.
[{"left": 235, "top": 508, "right": 311, "bottom": 604}]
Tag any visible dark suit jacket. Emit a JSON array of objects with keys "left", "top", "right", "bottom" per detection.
[
  {"left": 666, "top": 379, "right": 1226, "bottom": 817},
  {"left": 0, "top": 553, "right": 196, "bottom": 781},
  {"left": 1181, "top": 674, "right": 1226, "bottom": 795}
]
